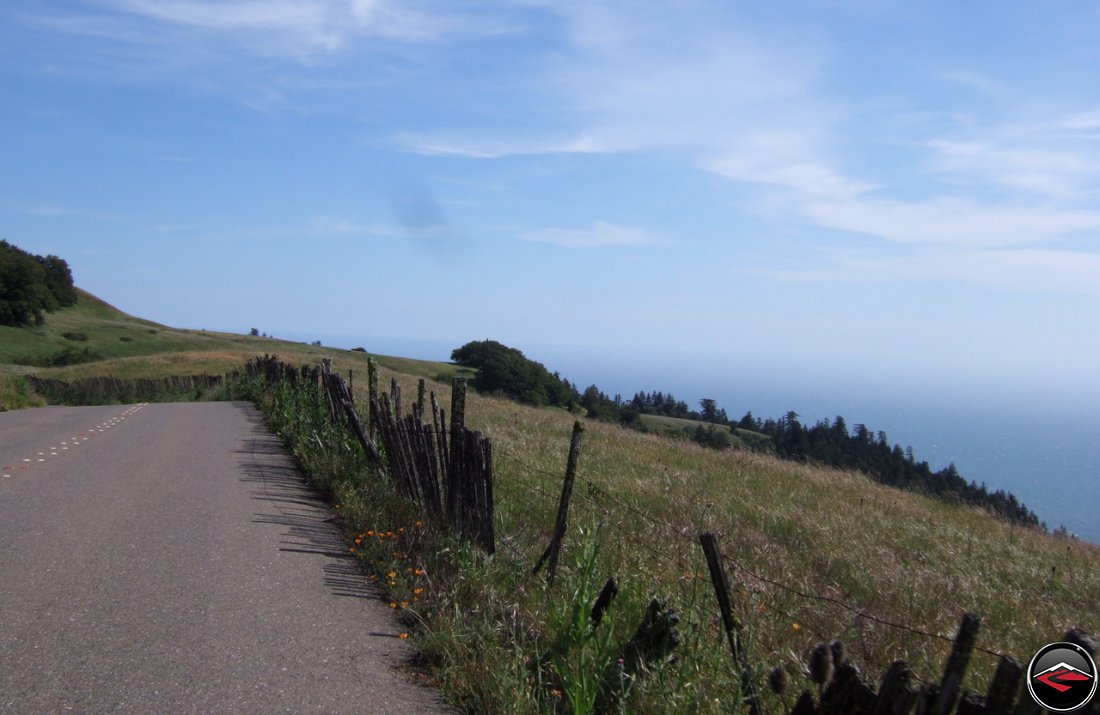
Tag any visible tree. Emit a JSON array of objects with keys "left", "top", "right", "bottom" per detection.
[
  {"left": 699, "top": 398, "right": 719, "bottom": 423},
  {"left": 35, "top": 254, "right": 76, "bottom": 308},
  {"left": 249, "top": 328, "right": 259, "bottom": 336},
  {"left": 452, "top": 339, "right": 579, "bottom": 408},
  {"left": 0, "top": 240, "right": 78, "bottom": 326}
]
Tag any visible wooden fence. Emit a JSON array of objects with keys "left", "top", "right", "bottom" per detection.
[{"left": 245, "top": 354, "right": 496, "bottom": 554}]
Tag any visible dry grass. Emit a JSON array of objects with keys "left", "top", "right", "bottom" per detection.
[{"left": 364, "top": 365, "right": 1099, "bottom": 712}]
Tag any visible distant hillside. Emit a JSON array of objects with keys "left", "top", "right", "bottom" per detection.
[{"left": 0, "top": 287, "right": 469, "bottom": 408}]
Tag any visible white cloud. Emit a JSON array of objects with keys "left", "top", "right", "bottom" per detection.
[
  {"left": 925, "top": 107, "right": 1100, "bottom": 198},
  {"left": 520, "top": 222, "right": 661, "bottom": 248},
  {"left": 704, "top": 151, "right": 874, "bottom": 201},
  {"left": 25, "top": 0, "right": 519, "bottom": 67},
  {"left": 395, "top": 133, "right": 606, "bottom": 159},
  {"left": 396, "top": 2, "right": 839, "bottom": 171},
  {"left": 1059, "top": 110, "right": 1100, "bottom": 132},
  {"left": 805, "top": 197, "right": 1100, "bottom": 248},
  {"left": 852, "top": 247, "right": 1100, "bottom": 297},
  {"left": 309, "top": 215, "right": 366, "bottom": 236}
]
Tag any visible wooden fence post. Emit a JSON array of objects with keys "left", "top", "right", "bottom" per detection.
[
  {"left": 447, "top": 378, "right": 467, "bottom": 525},
  {"left": 417, "top": 378, "right": 426, "bottom": 421},
  {"left": 367, "top": 358, "right": 378, "bottom": 438},
  {"left": 431, "top": 391, "right": 449, "bottom": 493},
  {"left": 533, "top": 420, "right": 584, "bottom": 588},
  {"left": 700, "top": 532, "right": 761, "bottom": 715},
  {"left": 320, "top": 358, "right": 336, "bottom": 423},
  {"left": 934, "top": 613, "right": 981, "bottom": 715},
  {"left": 871, "top": 660, "right": 917, "bottom": 715},
  {"left": 335, "top": 375, "right": 382, "bottom": 466},
  {"left": 983, "top": 656, "right": 1022, "bottom": 713}
]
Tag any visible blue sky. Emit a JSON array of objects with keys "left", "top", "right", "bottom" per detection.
[{"left": 3, "top": 1, "right": 1100, "bottom": 407}]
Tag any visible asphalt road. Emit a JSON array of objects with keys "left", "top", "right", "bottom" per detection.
[{"left": 0, "top": 401, "right": 453, "bottom": 713}]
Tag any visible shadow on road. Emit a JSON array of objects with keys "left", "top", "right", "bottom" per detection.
[{"left": 231, "top": 402, "right": 381, "bottom": 603}]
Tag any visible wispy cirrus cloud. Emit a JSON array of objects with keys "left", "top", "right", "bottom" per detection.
[
  {"left": 804, "top": 197, "right": 1100, "bottom": 248},
  {"left": 520, "top": 222, "right": 662, "bottom": 248},
  {"left": 18, "top": 0, "right": 521, "bottom": 70},
  {"left": 854, "top": 247, "right": 1100, "bottom": 296},
  {"left": 925, "top": 109, "right": 1100, "bottom": 198},
  {"left": 397, "top": 2, "right": 837, "bottom": 168},
  {"left": 394, "top": 132, "right": 606, "bottom": 159}
]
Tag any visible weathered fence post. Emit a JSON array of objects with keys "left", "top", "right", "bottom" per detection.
[
  {"left": 447, "top": 378, "right": 467, "bottom": 525},
  {"left": 417, "top": 378, "right": 426, "bottom": 421},
  {"left": 320, "top": 358, "right": 336, "bottom": 423},
  {"left": 336, "top": 374, "right": 382, "bottom": 466},
  {"left": 935, "top": 613, "right": 981, "bottom": 715},
  {"left": 391, "top": 378, "right": 402, "bottom": 420},
  {"left": 367, "top": 358, "right": 378, "bottom": 438},
  {"left": 871, "top": 660, "right": 917, "bottom": 715},
  {"left": 532, "top": 420, "right": 584, "bottom": 588},
  {"left": 982, "top": 655, "right": 1022, "bottom": 713},
  {"left": 700, "top": 532, "right": 762, "bottom": 715}
]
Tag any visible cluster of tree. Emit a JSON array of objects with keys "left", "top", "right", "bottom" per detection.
[
  {"left": 741, "top": 411, "right": 1040, "bottom": 527},
  {"left": 451, "top": 340, "right": 579, "bottom": 407},
  {"left": 452, "top": 339, "right": 1040, "bottom": 529},
  {"left": 628, "top": 391, "right": 695, "bottom": 419},
  {"left": 0, "top": 240, "right": 77, "bottom": 326}
]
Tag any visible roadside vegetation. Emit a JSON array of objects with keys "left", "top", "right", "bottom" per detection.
[{"left": 233, "top": 358, "right": 1100, "bottom": 713}]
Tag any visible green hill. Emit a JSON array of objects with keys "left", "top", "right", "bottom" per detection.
[
  {"left": 639, "top": 413, "right": 774, "bottom": 449},
  {"left": 0, "top": 288, "right": 468, "bottom": 408}
]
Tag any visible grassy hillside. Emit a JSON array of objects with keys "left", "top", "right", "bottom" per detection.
[
  {"left": 277, "top": 363, "right": 1100, "bottom": 712},
  {"left": 639, "top": 413, "right": 774, "bottom": 450},
  {"left": 0, "top": 289, "right": 470, "bottom": 408}
]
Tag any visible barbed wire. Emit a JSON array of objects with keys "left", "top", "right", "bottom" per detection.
[{"left": 492, "top": 443, "right": 1011, "bottom": 662}]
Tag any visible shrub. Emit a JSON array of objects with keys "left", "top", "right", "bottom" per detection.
[
  {"left": 15, "top": 347, "right": 101, "bottom": 367},
  {"left": 62, "top": 331, "right": 88, "bottom": 341}
]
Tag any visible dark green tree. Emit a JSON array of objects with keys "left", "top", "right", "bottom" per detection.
[
  {"left": 452, "top": 339, "right": 579, "bottom": 408},
  {"left": 0, "top": 240, "right": 78, "bottom": 326}
]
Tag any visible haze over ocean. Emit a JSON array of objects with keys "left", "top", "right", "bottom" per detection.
[{"left": 281, "top": 331, "right": 1098, "bottom": 545}]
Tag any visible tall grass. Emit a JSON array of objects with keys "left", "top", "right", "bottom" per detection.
[{"left": 0, "top": 374, "right": 46, "bottom": 411}]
